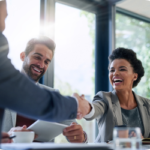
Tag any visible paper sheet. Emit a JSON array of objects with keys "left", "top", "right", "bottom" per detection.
[{"left": 27, "top": 120, "right": 68, "bottom": 142}]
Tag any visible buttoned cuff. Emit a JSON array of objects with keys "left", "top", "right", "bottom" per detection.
[{"left": 84, "top": 103, "right": 95, "bottom": 119}]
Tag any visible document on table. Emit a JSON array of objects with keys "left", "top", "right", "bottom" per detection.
[{"left": 28, "top": 120, "right": 68, "bottom": 142}]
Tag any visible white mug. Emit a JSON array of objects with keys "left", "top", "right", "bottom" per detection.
[{"left": 12, "top": 131, "right": 35, "bottom": 143}]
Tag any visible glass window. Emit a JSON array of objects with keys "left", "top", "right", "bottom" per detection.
[
  {"left": 4, "top": 0, "right": 40, "bottom": 70},
  {"left": 116, "top": 13, "right": 150, "bottom": 98},
  {"left": 54, "top": 3, "right": 95, "bottom": 143}
]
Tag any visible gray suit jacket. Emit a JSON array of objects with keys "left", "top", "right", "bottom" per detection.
[
  {"left": 86, "top": 90, "right": 150, "bottom": 142},
  {"left": 2, "top": 84, "right": 77, "bottom": 142}
]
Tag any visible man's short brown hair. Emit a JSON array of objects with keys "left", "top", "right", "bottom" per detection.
[
  {"left": 25, "top": 36, "right": 56, "bottom": 56},
  {"left": 0, "top": 0, "right": 6, "bottom": 5}
]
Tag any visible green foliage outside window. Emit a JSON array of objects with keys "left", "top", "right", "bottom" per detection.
[
  {"left": 116, "top": 13, "right": 150, "bottom": 98},
  {"left": 80, "top": 11, "right": 150, "bottom": 99}
]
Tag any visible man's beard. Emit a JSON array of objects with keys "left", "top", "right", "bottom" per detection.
[{"left": 23, "top": 63, "right": 45, "bottom": 82}]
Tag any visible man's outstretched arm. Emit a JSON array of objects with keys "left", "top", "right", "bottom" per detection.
[{"left": 0, "top": 32, "right": 77, "bottom": 122}]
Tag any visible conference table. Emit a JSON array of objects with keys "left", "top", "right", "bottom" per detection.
[
  {"left": 1, "top": 142, "right": 150, "bottom": 150},
  {"left": 1, "top": 143, "right": 113, "bottom": 150}
]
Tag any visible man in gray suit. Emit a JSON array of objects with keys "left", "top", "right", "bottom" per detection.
[
  {"left": 2, "top": 37, "right": 87, "bottom": 143},
  {"left": 0, "top": 0, "right": 89, "bottom": 143}
]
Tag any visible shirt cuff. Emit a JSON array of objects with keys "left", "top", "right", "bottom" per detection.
[
  {"left": 83, "top": 131, "right": 88, "bottom": 143},
  {"left": 84, "top": 103, "right": 95, "bottom": 119}
]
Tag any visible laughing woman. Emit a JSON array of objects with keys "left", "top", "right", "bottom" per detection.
[{"left": 83, "top": 47, "right": 150, "bottom": 142}]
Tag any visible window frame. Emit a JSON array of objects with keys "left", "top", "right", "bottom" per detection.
[{"left": 41, "top": 0, "right": 122, "bottom": 138}]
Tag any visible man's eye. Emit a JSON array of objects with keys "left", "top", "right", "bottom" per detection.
[
  {"left": 120, "top": 69, "right": 126, "bottom": 71},
  {"left": 45, "top": 61, "right": 49, "bottom": 65},
  {"left": 35, "top": 57, "right": 41, "bottom": 60}
]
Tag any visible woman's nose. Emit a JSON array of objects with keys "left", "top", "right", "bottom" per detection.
[{"left": 113, "top": 70, "right": 119, "bottom": 75}]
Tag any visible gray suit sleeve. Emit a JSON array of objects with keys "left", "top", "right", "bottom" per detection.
[
  {"left": 85, "top": 91, "right": 108, "bottom": 121},
  {"left": 0, "top": 33, "right": 77, "bottom": 122}
]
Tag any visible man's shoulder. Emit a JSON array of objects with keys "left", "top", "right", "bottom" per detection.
[
  {"left": 38, "top": 83, "right": 59, "bottom": 92},
  {"left": 0, "top": 32, "right": 9, "bottom": 53}
]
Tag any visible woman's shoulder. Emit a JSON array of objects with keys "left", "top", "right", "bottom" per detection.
[
  {"left": 94, "top": 91, "right": 112, "bottom": 101},
  {"left": 134, "top": 93, "right": 150, "bottom": 105},
  {"left": 95, "top": 91, "right": 112, "bottom": 97}
]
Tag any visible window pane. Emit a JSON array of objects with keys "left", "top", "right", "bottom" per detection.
[
  {"left": 4, "top": 0, "right": 40, "bottom": 70},
  {"left": 54, "top": 3, "right": 95, "bottom": 143},
  {"left": 116, "top": 13, "right": 150, "bottom": 98}
]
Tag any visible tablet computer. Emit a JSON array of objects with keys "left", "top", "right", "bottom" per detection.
[{"left": 28, "top": 120, "right": 68, "bottom": 142}]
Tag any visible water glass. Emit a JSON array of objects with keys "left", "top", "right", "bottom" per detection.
[{"left": 113, "top": 127, "right": 142, "bottom": 150}]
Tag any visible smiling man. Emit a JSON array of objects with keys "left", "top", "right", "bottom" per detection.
[
  {"left": 2, "top": 37, "right": 87, "bottom": 143},
  {"left": 21, "top": 37, "right": 54, "bottom": 82},
  {"left": 21, "top": 38, "right": 53, "bottom": 82}
]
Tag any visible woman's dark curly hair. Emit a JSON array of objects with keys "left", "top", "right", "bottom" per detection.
[{"left": 108, "top": 47, "right": 144, "bottom": 88}]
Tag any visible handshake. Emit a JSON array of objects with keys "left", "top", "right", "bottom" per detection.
[{"left": 73, "top": 93, "right": 92, "bottom": 120}]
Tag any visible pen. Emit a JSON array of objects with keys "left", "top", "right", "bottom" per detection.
[{"left": 9, "top": 135, "right": 16, "bottom": 139}]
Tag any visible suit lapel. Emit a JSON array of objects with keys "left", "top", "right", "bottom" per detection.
[
  {"left": 10, "top": 111, "right": 17, "bottom": 127},
  {"left": 111, "top": 90, "right": 123, "bottom": 125},
  {"left": 134, "top": 93, "right": 150, "bottom": 138}
]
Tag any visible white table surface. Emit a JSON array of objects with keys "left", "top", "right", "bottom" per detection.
[
  {"left": 1, "top": 143, "right": 112, "bottom": 150},
  {"left": 2, "top": 142, "right": 150, "bottom": 150}
]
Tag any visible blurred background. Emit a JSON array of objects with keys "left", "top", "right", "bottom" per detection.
[{"left": 3, "top": 0, "right": 150, "bottom": 143}]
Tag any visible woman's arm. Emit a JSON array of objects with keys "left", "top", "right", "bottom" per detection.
[{"left": 84, "top": 91, "right": 109, "bottom": 120}]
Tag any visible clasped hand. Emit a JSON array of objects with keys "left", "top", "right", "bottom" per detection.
[{"left": 73, "top": 93, "right": 92, "bottom": 119}]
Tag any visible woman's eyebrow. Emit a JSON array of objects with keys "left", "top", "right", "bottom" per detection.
[
  {"left": 109, "top": 67, "right": 114, "bottom": 69},
  {"left": 119, "top": 66, "right": 127, "bottom": 69}
]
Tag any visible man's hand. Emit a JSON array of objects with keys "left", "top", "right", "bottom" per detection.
[
  {"left": 63, "top": 122, "right": 85, "bottom": 143},
  {"left": 1, "top": 132, "right": 12, "bottom": 143},
  {"left": 8, "top": 125, "right": 29, "bottom": 136},
  {"left": 73, "top": 93, "right": 92, "bottom": 119}
]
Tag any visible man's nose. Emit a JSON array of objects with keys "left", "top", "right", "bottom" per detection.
[{"left": 37, "top": 61, "right": 45, "bottom": 68}]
